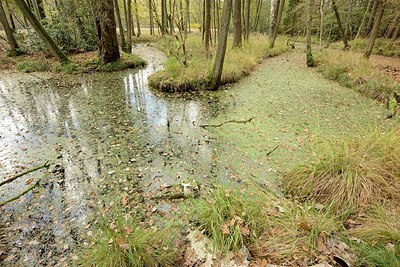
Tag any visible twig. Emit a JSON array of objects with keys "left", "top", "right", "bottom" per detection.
[
  {"left": 199, "top": 117, "right": 255, "bottom": 128},
  {"left": 151, "top": 192, "right": 186, "bottom": 200},
  {"left": 0, "top": 161, "right": 49, "bottom": 187},
  {"left": 266, "top": 145, "right": 279, "bottom": 156},
  {"left": 0, "top": 180, "right": 39, "bottom": 207}
]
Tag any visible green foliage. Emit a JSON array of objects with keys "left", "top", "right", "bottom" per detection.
[
  {"left": 351, "top": 242, "right": 400, "bottom": 267},
  {"left": 20, "top": 19, "right": 96, "bottom": 54},
  {"left": 283, "top": 130, "right": 400, "bottom": 213},
  {"left": 16, "top": 59, "right": 50, "bottom": 73},
  {"left": 80, "top": 205, "right": 180, "bottom": 267},
  {"left": 306, "top": 51, "right": 315, "bottom": 67}
]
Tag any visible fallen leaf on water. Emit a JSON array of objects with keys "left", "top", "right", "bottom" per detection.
[{"left": 25, "top": 178, "right": 34, "bottom": 185}]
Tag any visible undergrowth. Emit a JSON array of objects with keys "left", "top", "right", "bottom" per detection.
[
  {"left": 316, "top": 50, "right": 399, "bottom": 101},
  {"left": 332, "top": 38, "right": 400, "bottom": 57},
  {"left": 79, "top": 205, "right": 181, "bottom": 267},
  {"left": 195, "top": 184, "right": 341, "bottom": 265},
  {"left": 14, "top": 52, "right": 146, "bottom": 74},
  {"left": 148, "top": 34, "right": 290, "bottom": 92},
  {"left": 283, "top": 129, "right": 400, "bottom": 214}
]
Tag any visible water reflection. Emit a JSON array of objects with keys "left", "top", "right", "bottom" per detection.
[{"left": 0, "top": 45, "right": 220, "bottom": 265}]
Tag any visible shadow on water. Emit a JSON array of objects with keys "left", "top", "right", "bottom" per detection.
[{"left": 0, "top": 45, "right": 225, "bottom": 265}]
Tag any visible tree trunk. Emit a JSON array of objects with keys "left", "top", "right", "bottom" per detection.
[
  {"left": 344, "top": 0, "right": 354, "bottom": 39},
  {"left": 0, "top": 0, "right": 20, "bottom": 56},
  {"left": 14, "top": 0, "right": 70, "bottom": 63},
  {"left": 306, "top": 0, "right": 314, "bottom": 67},
  {"left": 36, "top": 0, "right": 45, "bottom": 20},
  {"left": 385, "top": 13, "right": 399, "bottom": 39},
  {"left": 204, "top": 0, "right": 211, "bottom": 54},
  {"left": 269, "top": 0, "right": 285, "bottom": 48},
  {"left": 149, "top": 0, "right": 154, "bottom": 35},
  {"left": 244, "top": 0, "right": 250, "bottom": 41},
  {"left": 355, "top": 0, "right": 372, "bottom": 39},
  {"left": 366, "top": 0, "right": 378, "bottom": 35},
  {"left": 269, "top": 0, "right": 279, "bottom": 40},
  {"left": 319, "top": 0, "right": 324, "bottom": 47},
  {"left": 185, "top": 0, "right": 190, "bottom": 33},
  {"left": 211, "top": 0, "right": 233, "bottom": 90},
  {"left": 232, "top": 0, "right": 242, "bottom": 47},
  {"left": 331, "top": 0, "right": 349, "bottom": 49},
  {"left": 126, "top": 0, "right": 132, "bottom": 51},
  {"left": 161, "top": 0, "right": 168, "bottom": 35},
  {"left": 364, "top": 1, "right": 384, "bottom": 59},
  {"left": 133, "top": 0, "right": 141, "bottom": 37},
  {"left": 113, "top": 0, "right": 127, "bottom": 52}
]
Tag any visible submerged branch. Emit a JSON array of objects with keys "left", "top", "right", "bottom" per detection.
[
  {"left": 0, "top": 161, "right": 49, "bottom": 187},
  {"left": 199, "top": 116, "right": 255, "bottom": 128},
  {"left": 0, "top": 180, "right": 39, "bottom": 207}
]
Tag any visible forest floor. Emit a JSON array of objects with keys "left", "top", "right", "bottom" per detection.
[{"left": 0, "top": 44, "right": 399, "bottom": 266}]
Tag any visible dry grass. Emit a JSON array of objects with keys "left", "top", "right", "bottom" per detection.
[
  {"left": 283, "top": 129, "right": 400, "bottom": 213},
  {"left": 350, "top": 204, "right": 400, "bottom": 245},
  {"left": 252, "top": 202, "right": 339, "bottom": 265},
  {"left": 148, "top": 33, "right": 289, "bottom": 92},
  {"left": 317, "top": 50, "right": 399, "bottom": 101}
]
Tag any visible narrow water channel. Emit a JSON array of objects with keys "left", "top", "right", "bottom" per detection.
[{"left": 0, "top": 45, "right": 224, "bottom": 265}]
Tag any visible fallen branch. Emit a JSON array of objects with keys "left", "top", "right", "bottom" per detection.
[
  {"left": 266, "top": 145, "right": 279, "bottom": 156},
  {"left": 0, "top": 180, "right": 39, "bottom": 207},
  {"left": 199, "top": 117, "right": 255, "bottom": 128},
  {"left": 0, "top": 161, "right": 49, "bottom": 187},
  {"left": 151, "top": 192, "right": 186, "bottom": 200}
]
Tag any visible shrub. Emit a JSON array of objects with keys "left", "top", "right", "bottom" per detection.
[{"left": 283, "top": 130, "right": 400, "bottom": 213}]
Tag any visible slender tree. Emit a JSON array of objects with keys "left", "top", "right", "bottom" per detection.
[
  {"left": 133, "top": 0, "right": 141, "bottom": 37},
  {"left": 232, "top": 0, "right": 242, "bottom": 47},
  {"left": 113, "top": 0, "right": 128, "bottom": 52},
  {"left": 149, "top": 0, "right": 154, "bottom": 35},
  {"left": 244, "top": 0, "right": 250, "bottom": 41},
  {"left": 366, "top": 0, "right": 379, "bottom": 35},
  {"left": 14, "top": 0, "right": 70, "bottom": 63},
  {"left": 0, "top": 0, "right": 20, "bottom": 56},
  {"left": 211, "top": 0, "right": 233, "bottom": 90},
  {"left": 161, "top": 0, "right": 168, "bottom": 35},
  {"left": 306, "top": 0, "right": 315, "bottom": 67},
  {"left": 331, "top": 0, "right": 349, "bottom": 49},
  {"left": 355, "top": 0, "right": 372, "bottom": 39},
  {"left": 269, "top": 0, "right": 285, "bottom": 48},
  {"left": 127, "top": 0, "right": 133, "bottom": 51},
  {"left": 364, "top": 0, "right": 385, "bottom": 59},
  {"left": 204, "top": 0, "right": 211, "bottom": 55}
]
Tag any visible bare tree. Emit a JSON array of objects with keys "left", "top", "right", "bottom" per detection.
[
  {"left": 113, "top": 0, "right": 127, "bottom": 52},
  {"left": 331, "top": 0, "right": 349, "bottom": 49},
  {"left": 204, "top": 0, "right": 211, "bottom": 55},
  {"left": 232, "top": 0, "right": 242, "bottom": 47},
  {"left": 211, "top": 0, "right": 233, "bottom": 90},
  {"left": 364, "top": 0, "right": 385, "bottom": 59},
  {"left": 306, "top": 0, "right": 315, "bottom": 67}
]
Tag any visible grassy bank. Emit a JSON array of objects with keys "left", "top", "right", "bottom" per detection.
[
  {"left": 0, "top": 51, "right": 146, "bottom": 74},
  {"left": 148, "top": 34, "right": 290, "bottom": 92},
  {"left": 316, "top": 50, "right": 399, "bottom": 101},
  {"left": 332, "top": 38, "right": 400, "bottom": 57}
]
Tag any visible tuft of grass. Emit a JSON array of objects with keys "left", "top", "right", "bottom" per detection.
[
  {"left": 194, "top": 185, "right": 273, "bottom": 252},
  {"left": 283, "top": 130, "right": 400, "bottom": 213},
  {"left": 316, "top": 50, "right": 398, "bottom": 101},
  {"left": 149, "top": 34, "right": 289, "bottom": 92},
  {"left": 350, "top": 205, "right": 400, "bottom": 245},
  {"left": 253, "top": 202, "right": 340, "bottom": 264},
  {"left": 92, "top": 53, "right": 146, "bottom": 72},
  {"left": 80, "top": 205, "right": 180, "bottom": 267},
  {"left": 351, "top": 242, "right": 400, "bottom": 267},
  {"left": 332, "top": 38, "right": 400, "bottom": 58},
  {"left": 16, "top": 59, "right": 50, "bottom": 73}
]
